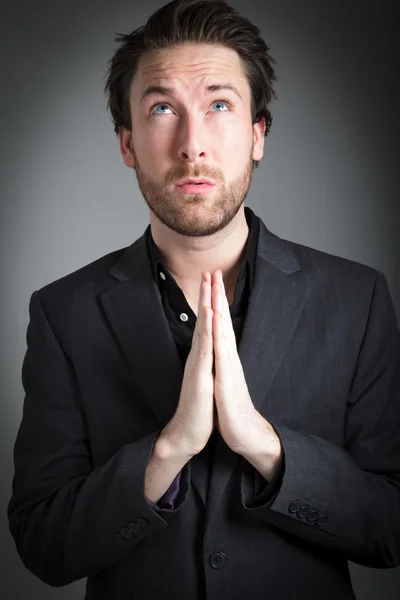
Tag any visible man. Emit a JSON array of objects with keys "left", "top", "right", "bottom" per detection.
[{"left": 8, "top": 0, "right": 400, "bottom": 599}]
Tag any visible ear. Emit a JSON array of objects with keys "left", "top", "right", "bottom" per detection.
[
  {"left": 119, "top": 127, "right": 136, "bottom": 168},
  {"left": 252, "top": 117, "right": 266, "bottom": 162}
]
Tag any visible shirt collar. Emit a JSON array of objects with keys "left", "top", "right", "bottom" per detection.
[{"left": 146, "top": 206, "right": 259, "bottom": 292}]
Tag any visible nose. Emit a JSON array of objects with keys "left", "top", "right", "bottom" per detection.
[{"left": 177, "top": 115, "right": 207, "bottom": 164}]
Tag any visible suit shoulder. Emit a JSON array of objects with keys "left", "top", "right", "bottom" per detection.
[
  {"left": 277, "top": 236, "right": 389, "bottom": 329},
  {"left": 282, "top": 236, "right": 379, "bottom": 284},
  {"left": 34, "top": 246, "right": 128, "bottom": 307}
]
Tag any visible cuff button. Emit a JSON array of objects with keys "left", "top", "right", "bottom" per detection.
[
  {"left": 306, "top": 510, "right": 319, "bottom": 522},
  {"left": 288, "top": 500, "right": 301, "bottom": 514},
  {"left": 129, "top": 522, "right": 140, "bottom": 533},
  {"left": 315, "top": 513, "right": 329, "bottom": 526},
  {"left": 121, "top": 527, "right": 132, "bottom": 538},
  {"left": 297, "top": 505, "right": 309, "bottom": 518}
]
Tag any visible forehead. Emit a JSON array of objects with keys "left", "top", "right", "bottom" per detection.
[{"left": 132, "top": 43, "right": 248, "bottom": 96}]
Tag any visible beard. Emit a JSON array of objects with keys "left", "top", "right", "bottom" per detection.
[{"left": 131, "top": 143, "right": 254, "bottom": 237}]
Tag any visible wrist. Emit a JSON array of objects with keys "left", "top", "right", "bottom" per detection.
[
  {"left": 241, "top": 435, "right": 282, "bottom": 483},
  {"left": 155, "top": 429, "right": 194, "bottom": 462}
]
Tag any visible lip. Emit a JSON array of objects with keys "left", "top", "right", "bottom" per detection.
[
  {"left": 176, "top": 183, "right": 216, "bottom": 194},
  {"left": 176, "top": 178, "right": 216, "bottom": 187}
]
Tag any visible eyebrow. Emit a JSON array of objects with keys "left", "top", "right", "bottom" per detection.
[{"left": 140, "top": 83, "right": 242, "bottom": 103}]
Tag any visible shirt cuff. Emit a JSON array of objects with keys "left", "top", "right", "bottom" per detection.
[
  {"left": 146, "top": 470, "right": 182, "bottom": 511},
  {"left": 251, "top": 454, "right": 285, "bottom": 506}
]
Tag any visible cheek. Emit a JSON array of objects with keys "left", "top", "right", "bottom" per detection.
[
  {"left": 214, "top": 115, "right": 252, "bottom": 145},
  {"left": 216, "top": 124, "right": 252, "bottom": 163},
  {"left": 134, "top": 127, "right": 170, "bottom": 163}
]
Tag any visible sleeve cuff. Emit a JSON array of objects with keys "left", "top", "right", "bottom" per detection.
[
  {"left": 146, "top": 468, "right": 189, "bottom": 513},
  {"left": 251, "top": 454, "right": 285, "bottom": 505}
]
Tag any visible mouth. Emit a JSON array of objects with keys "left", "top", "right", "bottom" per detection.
[
  {"left": 175, "top": 181, "right": 216, "bottom": 194},
  {"left": 176, "top": 178, "right": 215, "bottom": 186},
  {"left": 175, "top": 178, "right": 216, "bottom": 194}
]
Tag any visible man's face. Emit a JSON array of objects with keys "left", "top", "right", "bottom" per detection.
[{"left": 121, "top": 43, "right": 265, "bottom": 237}]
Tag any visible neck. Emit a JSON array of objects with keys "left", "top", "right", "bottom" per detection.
[{"left": 150, "top": 207, "right": 250, "bottom": 293}]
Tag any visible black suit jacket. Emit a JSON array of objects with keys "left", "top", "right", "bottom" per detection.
[{"left": 8, "top": 210, "right": 400, "bottom": 600}]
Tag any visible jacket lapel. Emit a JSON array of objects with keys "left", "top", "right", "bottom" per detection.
[
  {"left": 99, "top": 213, "right": 310, "bottom": 517},
  {"left": 204, "top": 221, "right": 310, "bottom": 528},
  {"left": 99, "top": 233, "right": 185, "bottom": 441}
]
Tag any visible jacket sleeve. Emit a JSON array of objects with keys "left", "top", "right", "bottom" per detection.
[
  {"left": 241, "top": 270, "right": 400, "bottom": 568},
  {"left": 7, "top": 290, "right": 190, "bottom": 587}
]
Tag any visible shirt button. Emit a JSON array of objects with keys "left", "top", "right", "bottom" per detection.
[
  {"left": 180, "top": 313, "right": 189, "bottom": 322},
  {"left": 159, "top": 272, "right": 166, "bottom": 281}
]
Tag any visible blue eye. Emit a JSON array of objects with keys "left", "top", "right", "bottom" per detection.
[
  {"left": 153, "top": 104, "right": 172, "bottom": 115},
  {"left": 212, "top": 101, "right": 229, "bottom": 111}
]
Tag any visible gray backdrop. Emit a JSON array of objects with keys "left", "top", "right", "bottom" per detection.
[{"left": 1, "top": 0, "right": 399, "bottom": 598}]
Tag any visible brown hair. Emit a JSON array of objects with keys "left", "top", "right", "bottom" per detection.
[{"left": 104, "top": 0, "right": 277, "bottom": 168}]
